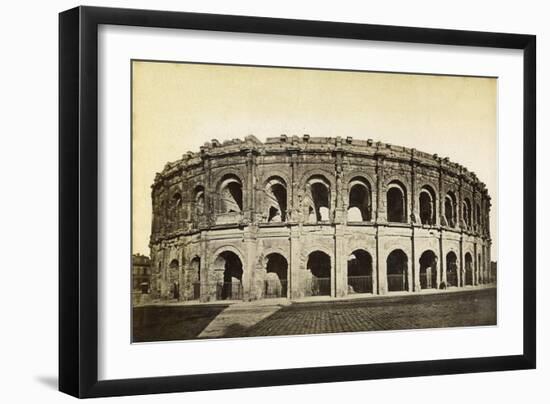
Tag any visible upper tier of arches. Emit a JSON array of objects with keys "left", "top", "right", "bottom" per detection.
[{"left": 151, "top": 138, "right": 491, "bottom": 238}]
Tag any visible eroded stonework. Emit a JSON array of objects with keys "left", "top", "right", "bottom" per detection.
[{"left": 149, "top": 135, "right": 493, "bottom": 302}]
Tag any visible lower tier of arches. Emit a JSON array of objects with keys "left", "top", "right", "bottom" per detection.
[{"left": 150, "top": 227, "right": 494, "bottom": 302}]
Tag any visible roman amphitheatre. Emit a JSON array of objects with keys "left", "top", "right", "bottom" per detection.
[{"left": 147, "top": 135, "right": 493, "bottom": 303}]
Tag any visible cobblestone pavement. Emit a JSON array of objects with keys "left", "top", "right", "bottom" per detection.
[
  {"left": 231, "top": 288, "right": 496, "bottom": 338},
  {"left": 133, "top": 288, "right": 496, "bottom": 341}
]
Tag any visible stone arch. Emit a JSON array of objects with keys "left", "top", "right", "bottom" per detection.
[
  {"left": 419, "top": 184, "right": 437, "bottom": 225},
  {"left": 193, "top": 185, "right": 205, "bottom": 218},
  {"left": 444, "top": 191, "right": 457, "bottom": 227},
  {"left": 445, "top": 251, "right": 458, "bottom": 287},
  {"left": 259, "top": 169, "right": 291, "bottom": 189},
  {"left": 347, "top": 249, "right": 373, "bottom": 294},
  {"left": 217, "top": 173, "right": 243, "bottom": 213},
  {"left": 264, "top": 176, "right": 288, "bottom": 222},
  {"left": 306, "top": 250, "right": 332, "bottom": 296},
  {"left": 476, "top": 203, "right": 482, "bottom": 230},
  {"left": 347, "top": 177, "right": 372, "bottom": 221},
  {"left": 464, "top": 252, "right": 474, "bottom": 286},
  {"left": 264, "top": 252, "right": 289, "bottom": 298},
  {"left": 260, "top": 246, "right": 290, "bottom": 264},
  {"left": 463, "top": 197, "right": 472, "bottom": 228},
  {"left": 187, "top": 256, "right": 201, "bottom": 300},
  {"left": 298, "top": 168, "right": 336, "bottom": 189},
  {"left": 171, "top": 190, "right": 182, "bottom": 215},
  {"left": 419, "top": 250, "right": 438, "bottom": 289},
  {"left": 386, "top": 180, "right": 407, "bottom": 223},
  {"left": 212, "top": 250, "right": 244, "bottom": 300},
  {"left": 344, "top": 170, "right": 376, "bottom": 189},
  {"left": 168, "top": 259, "right": 180, "bottom": 299},
  {"left": 386, "top": 249, "right": 408, "bottom": 292},
  {"left": 304, "top": 174, "right": 332, "bottom": 223},
  {"left": 478, "top": 252, "right": 483, "bottom": 283},
  {"left": 210, "top": 245, "right": 245, "bottom": 269}
]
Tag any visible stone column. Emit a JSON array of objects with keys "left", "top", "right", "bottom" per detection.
[
  {"left": 245, "top": 150, "right": 257, "bottom": 223},
  {"left": 474, "top": 243, "right": 479, "bottom": 285},
  {"left": 434, "top": 256, "right": 440, "bottom": 289},
  {"left": 411, "top": 157, "right": 420, "bottom": 223},
  {"left": 243, "top": 225, "right": 258, "bottom": 301},
  {"left": 377, "top": 230, "right": 387, "bottom": 294},
  {"left": 412, "top": 227, "right": 420, "bottom": 292},
  {"left": 479, "top": 243, "right": 487, "bottom": 284},
  {"left": 487, "top": 241, "right": 492, "bottom": 283},
  {"left": 437, "top": 161, "right": 444, "bottom": 227},
  {"left": 334, "top": 225, "right": 347, "bottom": 297},
  {"left": 372, "top": 243, "right": 378, "bottom": 295},
  {"left": 290, "top": 152, "right": 299, "bottom": 223},
  {"left": 199, "top": 231, "right": 210, "bottom": 302},
  {"left": 289, "top": 226, "right": 302, "bottom": 299},
  {"left": 459, "top": 236, "right": 464, "bottom": 287},
  {"left": 439, "top": 234, "right": 446, "bottom": 286},
  {"left": 375, "top": 152, "right": 386, "bottom": 223}
]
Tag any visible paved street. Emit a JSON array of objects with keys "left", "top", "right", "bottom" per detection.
[{"left": 132, "top": 288, "right": 496, "bottom": 342}]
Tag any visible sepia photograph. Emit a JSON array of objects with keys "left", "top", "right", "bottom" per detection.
[{"left": 131, "top": 60, "right": 497, "bottom": 343}]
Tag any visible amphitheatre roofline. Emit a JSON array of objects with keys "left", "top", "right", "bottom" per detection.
[{"left": 153, "top": 134, "right": 489, "bottom": 194}]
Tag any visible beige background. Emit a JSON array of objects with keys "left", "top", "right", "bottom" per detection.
[{"left": 132, "top": 61, "right": 497, "bottom": 256}]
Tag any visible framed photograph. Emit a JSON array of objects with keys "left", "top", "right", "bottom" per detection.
[{"left": 59, "top": 6, "right": 536, "bottom": 398}]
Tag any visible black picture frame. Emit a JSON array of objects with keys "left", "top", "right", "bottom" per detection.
[{"left": 59, "top": 5, "right": 536, "bottom": 398}]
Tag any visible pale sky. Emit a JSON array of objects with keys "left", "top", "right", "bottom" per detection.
[{"left": 132, "top": 61, "right": 497, "bottom": 257}]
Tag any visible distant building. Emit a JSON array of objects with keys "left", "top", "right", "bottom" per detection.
[{"left": 132, "top": 254, "right": 151, "bottom": 294}]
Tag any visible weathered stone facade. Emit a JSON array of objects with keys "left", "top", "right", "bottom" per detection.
[{"left": 149, "top": 135, "right": 492, "bottom": 302}]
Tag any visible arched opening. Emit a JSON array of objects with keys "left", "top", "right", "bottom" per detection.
[
  {"left": 171, "top": 192, "right": 182, "bottom": 221},
  {"left": 213, "top": 251, "right": 243, "bottom": 300},
  {"left": 264, "top": 253, "right": 288, "bottom": 298},
  {"left": 219, "top": 175, "right": 243, "bottom": 213},
  {"left": 419, "top": 250, "right": 437, "bottom": 289},
  {"left": 446, "top": 251, "right": 458, "bottom": 287},
  {"left": 194, "top": 186, "right": 205, "bottom": 218},
  {"left": 168, "top": 259, "right": 180, "bottom": 299},
  {"left": 189, "top": 257, "right": 201, "bottom": 300},
  {"left": 387, "top": 182, "right": 407, "bottom": 223},
  {"left": 347, "top": 249, "right": 373, "bottom": 294},
  {"left": 478, "top": 253, "right": 483, "bottom": 284},
  {"left": 306, "top": 251, "right": 331, "bottom": 296},
  {"left": 463, "top": 198, "right": 472, "bottom": 228},
  {"left": 387, "top": 249, "right": 408, "bottom": 292},
  {"left": 265, "top": 177, "right": 287, "bottom": 222},
  {"left": 305, "top": 176, "right": 331, "bottom": 223},
  {"left": 348, "top": 178, "right": 371, "bottom": 221},
  {"left": 419, "top": 186, "right": 436, "bottom": 225},
  {"left": 465, "top": 253, "right": 473, "bottom": 286},
  {"left": 444, "top": 192, "right": 457, "bottom": 227}
]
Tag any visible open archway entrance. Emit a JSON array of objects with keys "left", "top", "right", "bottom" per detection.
[
  {"left": 264, "top": 253, "right": 288, "bottom": 298},
  {"left": 419, "top": 250, "right": 437, "bottom": 289},
  {"left": 387, "top": 249, "right": 408, "bottom": 292},
  {"left": 347, "top": 249, "right": 373, "bottom": 294},
  {"left": 168, "top": 259, "right": 180, "bottom": 299},
  {"left": 446, "top": 251, "right": 458, "bottom": 287},
  {"left": 307, "top": 251, "right": 331, "bottom": 296},
  {"left": 188, "top": 257, "right": 201, "bottom": 300},
  {"left": 348, "top": 178, "right": 371, "bottom": 221},
  {"left": 387, "top": 182, "right": 407, "bottom": 223},
  {"left": 464, "top": 253, "right": 473, "bottom": 286},
  {"left": 213, "top": 251, "right": 243, "bottom": 300}
]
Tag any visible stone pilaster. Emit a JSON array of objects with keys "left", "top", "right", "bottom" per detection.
[{"left": 289, "top": 225, "right": 302, "bottom": 299}]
